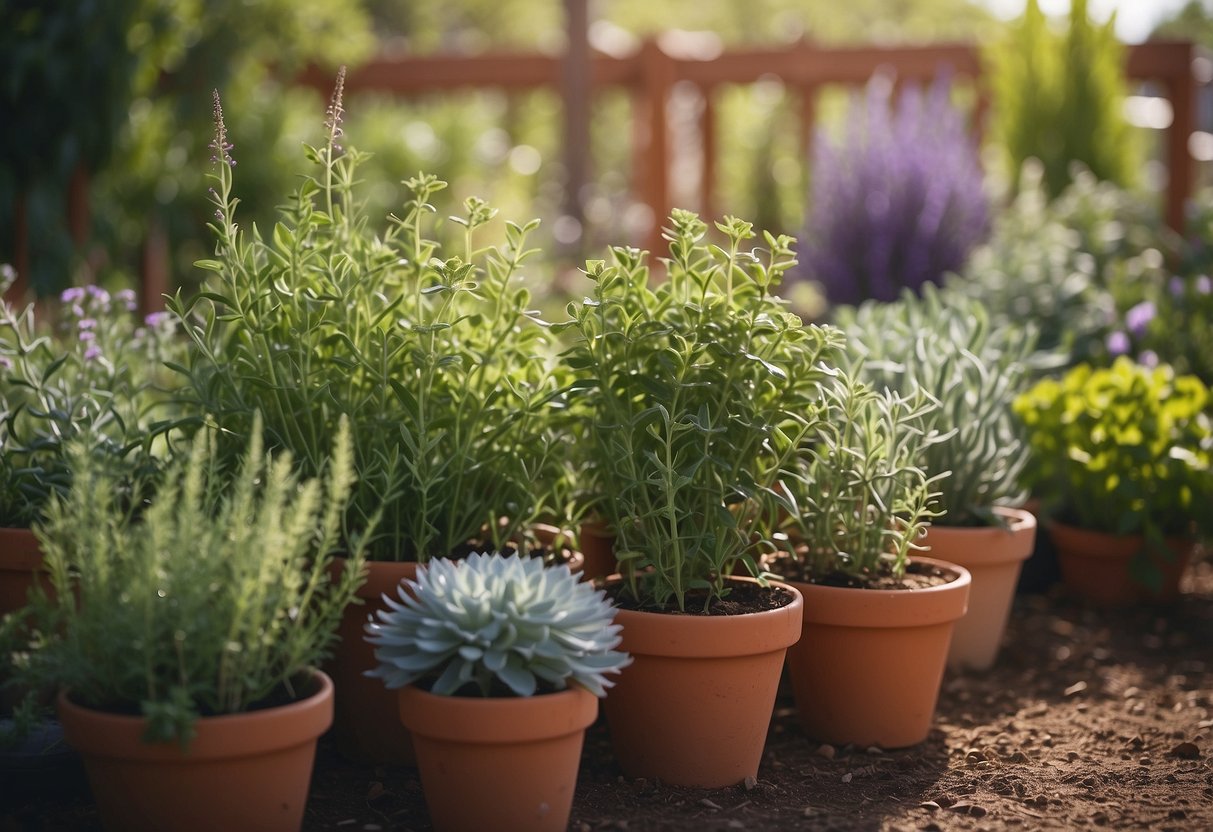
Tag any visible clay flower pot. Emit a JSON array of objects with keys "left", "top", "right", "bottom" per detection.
[
  {"left": 577, "top": 518, "right": 617, "bottom": 582},
  {"left": 0, "top": 527, "right": 49, "bottom": 617},
  {"left": 1049, "top": 521, "right": 1197, "bottom": 606},
  {"left": 921, "top": 507, "right": 1036, "bottom": 670},
  {"left": 57, "top": 669, "right": 333, "bottom": 832},
  {"left": 602, "top": 577, "right": 803, "bottom": 788},
  {"left": 785, "top": 557, "right": 971, "bottom": 749},
  {"left": 399, "top": 684, "right": 598, "bottom": 832},
  {"left": 328, "top": 558, "right": 418, "bottom": 763}
]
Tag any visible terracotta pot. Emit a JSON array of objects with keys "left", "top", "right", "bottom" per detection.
[
  {"left": 328, "top": 558, "right": 418, "bottom": 763},
  {"left": 400, "top": 685, "right": 597, "bottom": 832},
  {"left": 922, "top": 508, "right": 1036, "bottom": 671},
  {"left": 602, "top": 577, "right": 803, "bottom": 788},
  {"left": 1049, "top": 521, "right": 1196, "bottom": 606},
  {"left": 58, "top": 669, "right": 333, "bottom": 832},
  {"left": 785, "top": 557, "right": 971, "bottom": 749},
  {"left": 530, "top": 522, "right": 585, "bottom": 574},
  {"left": 577, "top": 518, "right": 617, "bottom": 582},
  {"left": 0, "top": 527, "right": 49, "bottom": 617}
]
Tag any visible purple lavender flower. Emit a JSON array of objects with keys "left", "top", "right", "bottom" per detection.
[
  {"left": 60, "top": 287, "right": 86, "bottom": 304},
  {"left": 800, "top": 74, "right": 989, "bottom": 304},
  {"left": 117, "top": 289, "right": 137, "bottom": 311},
  {"left": 1170, "top": 276, "right": 1185, "bottom": 298},
  {"left": 1106, "top": 331, "right": 1130, "bottom": 355},
  {"left": 1138, "top": 350, "right": 1159, "bottom": 368},
  {"left": 145, "top": 311, "right": 171, "bottom": 328},
  {"left": 78, "top": 330, "right": 96, "bottom": 342},
  {"left": 85, "top": 285, "right": 111, "bottom": 305},
  {"left": 83, "top": 345, "right": 102, "bottom": 362},
  {"left": 0, "top": 355, "right": 12, "bottom": 371},
  {"left": 77, "top": 318, "right": 97, "bottom": 330},
  {"left": 1125, "top": 300, "right": 1156, "bottom": 336},
  {"left": 1197, "top": 275, "right": 1212, "bottom": 295}
]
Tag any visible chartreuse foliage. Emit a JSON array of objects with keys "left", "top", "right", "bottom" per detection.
[
  {"left": 22, "top": 416, "right": 366, "bottom": 747},
  {"left": 837, "top": 285, "right": 1036, "bottom": 528},
  {"left": 366, "top": 552, "right": 630, "bottom": 698},
  {"left": 1013, "top": 358, "right": 1213, "bottom": 583},
  {"left": 988, "top": 0, "right": 1139, "bottom": 197},
  {"left": 557, "top": 210, "right": 844, "bottom": 611},
  {"left": 172, "top": 81, "right": 562, "bottom": 562}
]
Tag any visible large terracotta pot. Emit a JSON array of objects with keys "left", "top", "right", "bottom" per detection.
[
  {"left": 922, "top": 507, "right": 1036, "bottom": 671},
  {"left": 58, "top": 669, "right": 333, "bottom": 832},
  {"left": 400, "top": 685, "right": 597, "bottom": 832},
  {"left": 0, "top": 527, "right": 48, "bottom": 617},
  {"left": 602, "top": 577, "right": 803, "bottom": 788},
  {"left": 1049, "top": 521, "right": 1196, "bottom": 606},
  {"left": 328, "top": 558, "right": 417, "bottom": 763},
  {"left": 577, "top": 518, "right": 617, "bottom": 582},
  {"left": 785, "top": 557, "right": 971, "bottom": 749}
]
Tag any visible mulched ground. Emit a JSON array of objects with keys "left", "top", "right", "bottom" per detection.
[{"left": 3, "top": 558, "right": 1211, "bottom": 832}]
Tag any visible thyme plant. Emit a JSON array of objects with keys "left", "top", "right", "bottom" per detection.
[
  {"left": 22, "top": 416, "right": 366, "bottom": 747},
  {"left": 558, "top": 210, "right": 843, "bottom": 611},
  {"left": 836, "top": 285, "right": 1036, "bottom": 527},
  {"left": 779, "top": 370, "right": 944, "bottom": 582},
  {"left": 172, "top": 76, "right": 561, "bottom": 561}
]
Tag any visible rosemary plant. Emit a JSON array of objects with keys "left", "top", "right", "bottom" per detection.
[
  {"left": 558, "top": 210, "right": 843, "bottom": 611},
  {"left": 836, "top": 285, "right": 1036, "bottom": 527},
  {"left": 779, "top": 370, "right": 945, "bottom": 582},
  {"left": 171, "top": 76, "right": 561, "bottom": 561},
  {"left": 22, "top": 416, "right": 366, "bottom": 747}
]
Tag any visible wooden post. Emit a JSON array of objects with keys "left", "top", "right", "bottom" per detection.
[
  {"left": 700, "top": 88, "right": 717, "bottom": 221},
  {"left": 561, "top": 0, "right": 591, "bottom": 255},
  {"left": 640, "top": 39, "right": 674, "bottom": 255},
  {"left": 6, "top": 194, "right": 29, "bottom": 303},
  {"left": 1166, "top": 46, "right": 1196, "bottom": 233},
  {"left": 139, "top": 218, "right": 170, "bottom": 315}
]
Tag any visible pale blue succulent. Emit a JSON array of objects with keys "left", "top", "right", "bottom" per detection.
[{"left": 365, "top": 552, "right": 630, "bottom": 697}]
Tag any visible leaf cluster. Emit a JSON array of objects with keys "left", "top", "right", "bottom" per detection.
[
  {"left": 779, "top": 370, "right": 944, "bottom": 580},
  {"left": 1013, "top": 357, "right": 1213, "bottom": 544},
  {"left": 20, "top": 416, "right": 366, "bottom": 748},
  {"left": 836, "top": 285, "right": 1036, "bottom": 527},
  {"left": 171, "top": 90, "right": 563, "bottom": 562},
  {"left": 0, "top": 281, "right": 181, "bottom": 528},
  {"left": 365, "top": 552, "right": 630, "bottom": 698},
  {"left": 557, "top": 210, "right": 844, "bottom": 610}
]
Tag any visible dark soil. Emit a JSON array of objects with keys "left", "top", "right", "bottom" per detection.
[
  {"left": 608, "top": 581, "right": 797, "bottom": 616},
  {"left": 4, "top": 560, "right": 1211, "bottom": 832},
  {"left": 770, "top": 557, "right": 959, "bottom": 590}
]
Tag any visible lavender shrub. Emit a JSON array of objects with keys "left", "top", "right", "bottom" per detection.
[{"left": 802, "top": 75, "right": 989, "bottom": 306}]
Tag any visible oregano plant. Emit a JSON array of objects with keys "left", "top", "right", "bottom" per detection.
[{"left": 557, "top": 210, "right": 843, "bottom": 611}]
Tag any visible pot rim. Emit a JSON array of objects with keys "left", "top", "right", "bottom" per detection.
[
  {"left": 789, "top": 556, "right": 972, "bottom": 629},
  {"left": 1047, "top": 520, "right": 1199, "bottom": 558},
  {"left": 604, "top": 576, "right": 804, "bottom": 658},
  {"left": 57, "top": 668, "right": 334, "bottom": 761},
  {"left": 921, "top": 507, "right": 1037, "bottom": 567},
  {"left": 398, "top": 683, "right": 599, "bottom": 744}
]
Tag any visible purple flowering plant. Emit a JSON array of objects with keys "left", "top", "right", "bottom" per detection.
[
  {"left": 801, "top": 74, "right": 989, "bottom": 306},
  {"left": 0, "top": 267, "right": 183, "bottom": 528}
]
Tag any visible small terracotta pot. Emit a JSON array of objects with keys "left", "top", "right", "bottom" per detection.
[
  {"left": 922, "top": 508, "right": 1036, "bottom": 671},
  {"left": 0, "top": 527, "right": 49, "bottom": 617},
  {"left": 577, "top": 518, "right": 617, "bottom": 582},
  {"left": 602, "top": 577, "right": 803, "bottom": 788},
  {"left": 58, "top": 669, "right": 333, "bottom": 832},
  {"left": 328, "top": 558, "right": 418, "bottom": 763},
  {"left": 785, "top": 557, "right": 971, "bottom": 749},
  {"left": 1049, "top": 521, "right": 1196, "bottom": 606},
  {"left": 400, "top": 685, "right": 598, "bottom": 832},
  {"left": 530, "top": 522, "right": 585, "bottom": 574}
]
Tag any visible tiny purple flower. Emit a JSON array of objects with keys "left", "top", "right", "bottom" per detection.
[
  {"left": 71, "top": 303, "right": 85, "bottom": 318},
  {"left": 78, "top": 330, "right": 96, "bottom": 342},
  {"left": 0, "top": 355, "right": 12, "bottom": 371},
  {"left": 1169, "top": 276, "right": 1185, "bottom": 298},
  {"left": 85, "top": 285, "right": 111, "bottom": 304},
  {"left": 77, "top": 318, "right": 97, "bottom": 330},
  {"left": 145, "top": 311, "right": 170, "bottom": 328},
  {"left": 1124, "top": 300, "right": 1156, "bottom": 336},
  {"left": 1138, "top": 350, "right": 1159, "bottom": 368},
  {"left": 83, "top": 345, "right": 102, "bottom": 362},
  {"left": 1197, "top": 275, "right": 1211, "bottom": 295},
  {"left": 1106, "top": 331, "right": 1130, "bottom": 355},
  {"left": 117, "top": 289, "right": 137, "bottom": 311},
  {"left": 60, "top": 287, "right": 86, "bottom": 304}
]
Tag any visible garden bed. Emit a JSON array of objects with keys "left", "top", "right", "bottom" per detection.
[{"left": 4, "top": 560, "right": 1211, "bottom": 831}]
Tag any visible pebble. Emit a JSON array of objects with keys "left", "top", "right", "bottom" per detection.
[
  {"left": 815, "top": 743, "right": 836, "bottom": 760},
  {"left": 1064, "top": 681, "right": 1088, "bottom": 697},
  {"left": 743, "top": 775, "right": 758, "bottom": 791},
  {"left": 1123, "top": 686, "right": 1141, "bottom": 699},
  {"left": 1170, "top": 741, "right": 1201, "bottom": 759},
  {"left": 700, "top": 799, "right": 722, "bottom": 810},
  {"left": 841, "top": 772, "right": 853, "bottom": 783}
]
